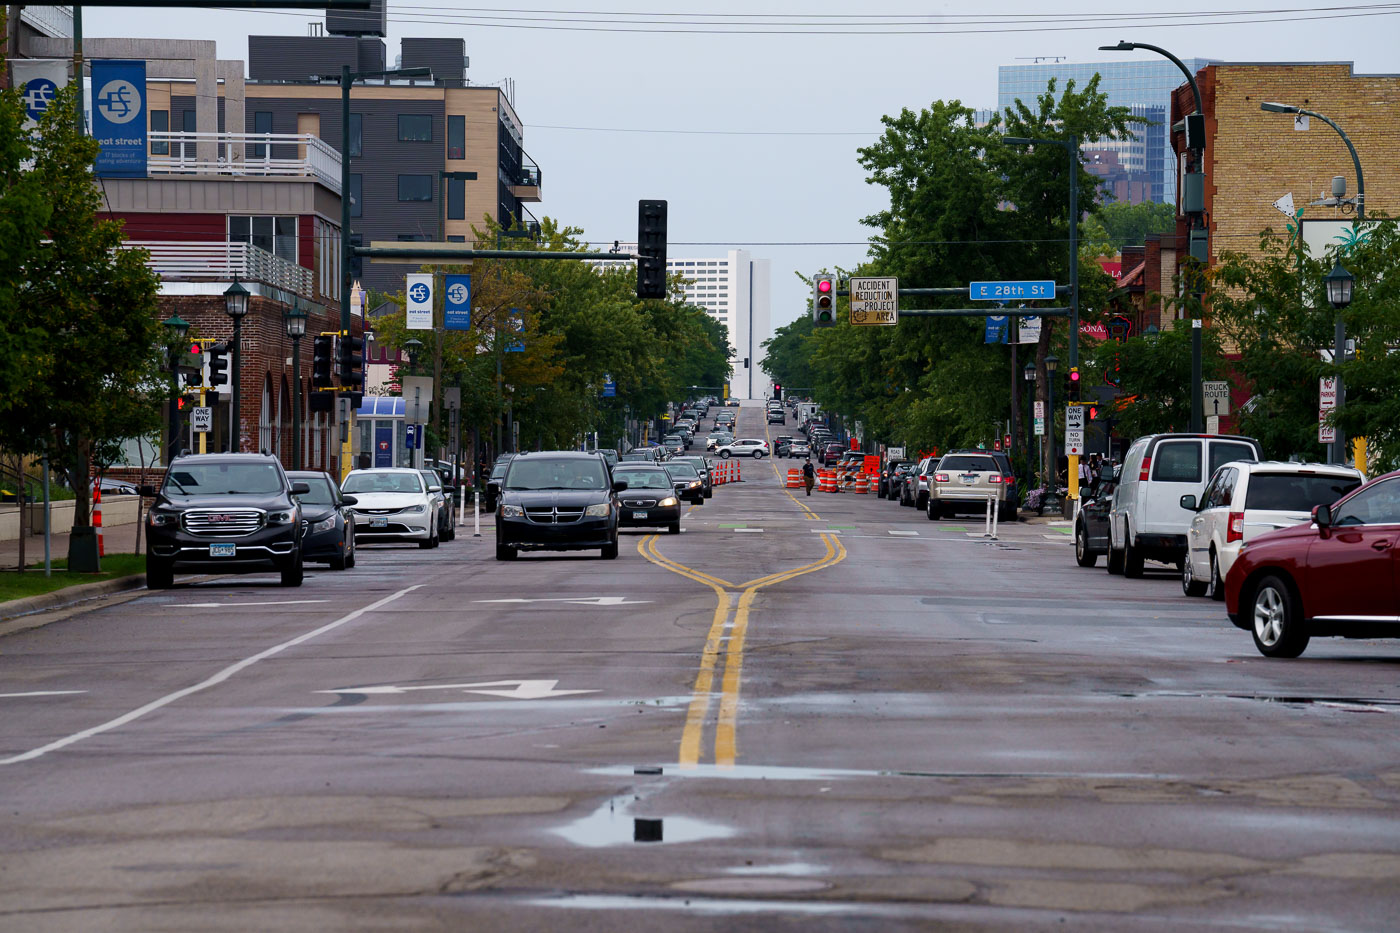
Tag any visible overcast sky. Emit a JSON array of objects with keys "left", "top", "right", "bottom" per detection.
[{"left": 87, "top": 2, "right": 1400, "bottom": 341}]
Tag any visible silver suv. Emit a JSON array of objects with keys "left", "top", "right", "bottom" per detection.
[{"left": 927, "top": 453, "right": 1009, "bottom": 521}]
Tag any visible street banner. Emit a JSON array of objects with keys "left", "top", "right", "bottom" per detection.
[
  {"left": 983, "top": 315, "right": 1008, "bottom": 344},
  {"left": 506, "top": 308, "right": 525, "bottom": 351},
  {"left": 1018, "top": 315, "right": 1041, "bottom": 345},
  {"left": 444, "top": 274, "right": 471, "bottom": 331},
  {"left": 13, "top": 59, "right": 67, "bottom": 127},
  {"left": 406, "top": 274, "right": 433, "bottom": 330},
  {"left": 91, "top": 60, "right": 147, "bottom": 177},
  {"left": 601, "top": 375, "right": 616, "bottom": 397}
]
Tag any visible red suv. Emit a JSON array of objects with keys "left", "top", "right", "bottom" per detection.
[{"left": 1225, "top": 469, "right": 1400, "bottom": 658}]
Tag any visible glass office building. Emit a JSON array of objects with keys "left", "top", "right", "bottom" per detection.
[{"left": 998, "top": 58, "right": 1213, "bottom": 205}]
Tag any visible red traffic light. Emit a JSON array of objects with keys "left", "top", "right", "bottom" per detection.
[
  {"left": 177, "top": 397, "right": 188, "bottom": 410},
  {"left": 189, "top": 342, "right": 202, "bottom": 354},
  {"left": 1088, "top": 405, "right": 1099, "bottom": 420},
  {"left": 1069, "top": 369, "right": 1080, "bottom": 382},
  {"left": 817, "top": 279, "right": 832, "bottom": 294}
]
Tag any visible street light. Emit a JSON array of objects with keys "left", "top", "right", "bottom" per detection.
[
  {"left": 284, "top": 302, "right": 308, "bottom": 470},
  {"left": 403, "top": 338, "right": 423, "bottom": 370},
  {"left": 162, "top": 314, "right": 191, "bottom": 465},
  {"left": 1045, "top": 355, "right": 1059, "bottom": 491},
  {"left": 223, "top": 277, "right": 250, "bottom": 452},
  {"left": 1325, "top": 262, "right": 1354, "bottom": 310},
  {"left": 1023, "top": 360, "right": 1039, "bottom": 481}
]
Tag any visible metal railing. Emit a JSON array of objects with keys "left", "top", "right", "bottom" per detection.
[
  {"left": 148, "top": 132, "right": 342, "bottom": 194},
  {"left": 124, "top": 240, "right": 314, "bottom": 297}
]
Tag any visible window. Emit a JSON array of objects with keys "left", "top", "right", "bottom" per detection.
[
  {"left": 349, "top": 174, "right": 363, "bottom": 218},
  {"left": 150, "top": 109, "right": 169, "bottom": 155},
  {"left": 1247, "top": 474, "right": 1361, "bottom": 513},
  {"left": 1152, "top": 441, "right": 1201, "bottom": 483},
  {"left": 229, "top": 215, "right": 298, "bottom": 264},
  {"left": 447, "top": 174, "right": 465, "bottom": 220},
  {"left": 448, "top": 114, "right": 465, "bottom": 159},
  {"left": 348, "top": 113, "right": 362, "bottom": 158},
  {"left": 447, "top": 235, "right": 466, "bottom": 243},
  {"left": 1209, "top": 442, "right": 1257, "bottom": 475},
  {"left": 1334, "top": 479, "right": 1400, "bottom": 527},
  {"left": 251, "top": 111, "right": 272, "bottom": 160},
  {"left": 398, "top": 174, "right": 433, "bottom": 201},
  {"left": 396, "top": 233, "right": 431, "bottom": 241},
  {"left": 398, "top": 114, "right": 432, "bottom": 142}
]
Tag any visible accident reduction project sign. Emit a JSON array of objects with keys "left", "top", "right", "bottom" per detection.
[
  {"left": 849, "top": 276, "right": 898, "bottom": 326},
  {"left": 91, "top": 60, "right": 147, "bottom": 177},
  {"left": 406, "top": 274, "right": 433, "bottom": 330}
]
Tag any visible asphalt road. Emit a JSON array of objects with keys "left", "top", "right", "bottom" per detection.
[{"left": 2, "top": 406, "right": 1399, "bottom": 932}]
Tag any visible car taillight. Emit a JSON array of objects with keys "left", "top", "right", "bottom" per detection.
[
  {"left": 934, "top": 473, "right": 949, "bottom": 482},
  {"left": 988, "top": 475, "right": 1002, "bottom": 484},
  {"left": 1227, "top": 511, "right": 1245, "bottom": 543},
  {"left": 1003, "top": 477, "right": 1015, "bottom": 488},
  {"left": 1139, "top": 456, "right": 1152, "bottom": 482}
]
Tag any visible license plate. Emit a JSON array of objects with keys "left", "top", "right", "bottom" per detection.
[
  {"left": 370, "top": 517, "right": 388, "bottom": 528},
  {"left": 961, "top": 474, "right": 978, "bottom": 485},
  {"left": 209, "top": 543, "right": 236, "bottom": 557},
  {"left": 632, "top": 511, "right": 648, "bottom": 519}
]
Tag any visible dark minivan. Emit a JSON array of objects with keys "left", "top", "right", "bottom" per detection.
[{"left": 495, "top": 452, "right": 626, "bottom": 561}]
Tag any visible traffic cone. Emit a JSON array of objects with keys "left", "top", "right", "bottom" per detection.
[{"left": 92, "top": 479, "right": 105, "bottom": 557}]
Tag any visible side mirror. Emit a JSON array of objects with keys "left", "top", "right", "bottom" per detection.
[
  {"left": 341, "top": 494, "right": 359, "bottom": 506},
  {"left": 1179, "top": 494, "right": 1198, "bottom": 511},
  {"left": 612, "top": 480, "right": 629, "bottom": 492},
  {"left": 290, "top": 482, "right": 311, "bottom": 495},
  {"left": 139, "top": 484, "right": 158, "bottom": 497},
  {"left": 428, "top": 485, "right": 442, "bottom": 493},
  {"left": 1313, "top": 504, "right": 1332, "bottom": 528}
]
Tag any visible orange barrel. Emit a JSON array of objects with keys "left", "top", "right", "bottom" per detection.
[
  {"left": 854, "top": 473, "right": 869, "bottom": 494},
  {"left": 819, "top": 470, "right": 837, "bottom": 493},
  {"left": 786, "top": 468, "right": 801, "bottom": 488}
]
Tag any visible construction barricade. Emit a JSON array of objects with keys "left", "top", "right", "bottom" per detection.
[
  {"left": 786, "top": 468, "right": 802, "bottom": 488},
  {"left": 818, "top": 470, "right": 837, "bottom": 493}
]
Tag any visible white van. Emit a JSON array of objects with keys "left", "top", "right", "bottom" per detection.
[{"left": 1107, "top": 433, "right": 1261, "bottom": 577}]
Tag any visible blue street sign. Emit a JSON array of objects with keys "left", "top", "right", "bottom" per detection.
[
  {"left": 444, "top": 274, "right": 471, "bottom": 331},
  {"left": 405, "top": 424, "right": 415, "bottom": 449},
  {"left": 91, "top": 60, "right": 147, "bottom": 178},
  {"left": 601, "top": 375, "right": 616, "bottom": 398},
  {"left": 969, "top": 280, "right": 1056, "bottom": 301}
]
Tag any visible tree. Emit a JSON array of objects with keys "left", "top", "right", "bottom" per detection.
[
  {"left": 1, "top": 85, "right": 164, "bottom": 539},
  {"left": 1098, "top": 324, "right": 1227, "bottom": 441},
  {"left": 1081, "top": 200, "right": 1177, "bottom": 255}
]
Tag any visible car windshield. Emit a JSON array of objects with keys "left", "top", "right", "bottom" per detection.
[
  {"left": 676, "top": 459, "right": 708, "bottom": 471},
  {"left": 165, "top": 462, "right": 283, "bottom": 495},
  {"left": 1245, "top": 473, "right": 1361, "bottom": 512},
  {"left": 620, "top": 452, "right": 655, "bottom": 462},
  {"left": 666, "top": 463, "right": 700, "bottom": 480},
  {"left": 939, "top": 456, "right": 996, "bottom": 472},
  {"left": 490, "top": 462, "right": 511, "bottom": 480},
  {"left": 292, "top": 476, "right": 336, "bottom": 505},
  {"left": 616, "top": 469, "right": 671, "bottom": 489},
  {"left": 505, "top": 459, "right": 608, "bottom": 491},
  {"left": 342, "top": 472, "right": 424, "bottom": 494}
]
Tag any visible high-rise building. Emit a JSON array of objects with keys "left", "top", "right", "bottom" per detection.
[{"left": 998, "top": 58, "right": 1213, "bottom": 205}]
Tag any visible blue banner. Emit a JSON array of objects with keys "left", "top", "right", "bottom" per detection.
[
  {"left": 91, "top": 60, "right": 147, "bottom": 178},
  {"left": 444, "top": 274, "right": 472, "bottom": 330},
  {"left": 506, "top": 308, "right": 524, "bottom": 352},
  {"left": 601, "top": 375, "right": 617, "bottom": 398},
  {"left": 984, "top": 315, "right": 1009, "bottom": 344}
]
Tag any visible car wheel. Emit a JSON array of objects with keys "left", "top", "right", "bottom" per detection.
[
  {"left": 1251, "top": 574, "right": 1309, "bottom": 658},
  {"left": 1123, "top": 528, "right": 1144, "bottom": 578},
  {"left": 1181, "top": 553, "right": 1207, "bottom": 596},
  {"left": 704, "top": 488, "right": 713, "bottom": 499},
  {"left": 146, "top": 558, "right": 174, "bottom": 590},
  {"left": 916, "top": 493, "right": 927, "bottom": 512},
  {"left": 1075, "top": 522, "right": 1097, "bottom": 568},
  {"left": 329, "top": 542, "right": 348, "bottom": 571},
  {"left": 280, "top": 552, "right": 304, "bottom": 587},
  {"left": 1208, "top": 549, "right": 1225, "bottom": 602},
  {"left": 754, "top": 450, "right": 764, "bottom": 458},
  {"left": 419, "top": 533, "right": 434, "bottom": 549},
  {"left": 1106, "top": 532, "right": 1125, "bottom": 575},
  {"left": 601, "top": 536, "right": 619, "bottom": 560},
  {"left": 345, "top": 534, "right": 356, "bottom": 569},
  {"left": 721, "top": 450, "right": 732, "bottom": 458},
  {"left": 495, "top": 543, "right": 516, "bottom": 561},
  {"left": 926, "top": 501, "right": 940, "bottom": 521},
  {"left": 668, "top": 521, "right": 680, "bottom": 534},
  {"left": 999, "top": 502, "right": 1016, "bottom": 524}
]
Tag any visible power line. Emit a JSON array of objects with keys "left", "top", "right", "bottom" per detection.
[{"left": 528, "top": 123, "right": 873, "bottom": 136}]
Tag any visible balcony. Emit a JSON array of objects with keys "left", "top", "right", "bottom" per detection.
[
  {"left": 148, "top": 132, "right": 341, "bottom": 194},
  {"left": 509, "top": 150, "right": 542, "bottom": 202},
  {"left": 125, "top": 241, "right": 313, "bottom": 298}
]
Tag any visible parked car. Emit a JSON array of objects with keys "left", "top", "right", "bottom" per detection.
[
  {"left": 142, "top": 453, "right": 309, "bottom": 589},
  {"left": 419, "top": 469, "right": 456, "bottom": 542},
  {"left": 774, "top": 435, "right": 795, "bottom": 457},
  {"left": 904, "top": 456, "right": 937, "bottom": 510},
  {"left": 1106, "top": 433, "right": 1262, "bottom": 577},
  {"left": 927, "top": 452, "right": 1014, "bottom": 522},
  {"left": 1225, "top": 468, "right": 1400, "bottom": 657},
  {"left": 621, "top": 446, "right": 666, "bottom": 463},
  {"left": 1180, "top": 460, "right": 1362, "bottom": 599},
  {"left": 341, "top": 468, "right": 442, "bottom": 549},
  {"left": 1073, "top": 465, "right": 1122, "bottom": 567},
  {"left": 889, "top": 461, "right": 917, "bottom": 504},
  {"left": 288, "top": 470, "right": 358, "bottom": 570},
  {"left": 947, "top": 448, "right": 1019, "bottom": 518},
  {"left": 877, "top": 459, "right": 908, "bottom": 498},
  {"left": 483, "top": 455, "right": 514, "bottom": 511},
  {"left": 494, "top": 451, "right": 624, "bottom": 561},
  {"left": 664, "top": 460, "right": 706, "bottom": 505},
  {"left": 613, "top": 464, "right": 683, "bottom": 534},
  {"left": 788, "top": 440, "right": 811, "bottom": 459},
  {"left": 715, "top": 438, "right": 769, "bottom": 459}
]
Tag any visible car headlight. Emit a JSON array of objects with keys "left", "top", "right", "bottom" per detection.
[
  {"left": 403, "top": 504, "right": 426, "bottom": 514},
  {"left": 267, "top": 509, "right": 296, "bottom": 524},
  {"left": 310, "top": 516, "right": 336, "bottom": 534},
  {"left": 584, "top": 502, "right": 611, "bottom": 517},
  {"left": 500, "top": 504, "right": 524, "bottom": 518},
  {"left": 687, "top": 481, "right": 701, "bottom": 489},
  {"left": 659, "top": 497, "right": 678, "bottom": 507},
  {"left": 147, "top": 509, "right": 179, "bottom": 527}
]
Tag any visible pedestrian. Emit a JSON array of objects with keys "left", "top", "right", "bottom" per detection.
[
  {"left": 802, "top": 458, "right": 816, "bottom": 496},
  {"left": 1079, "top": 456, "right": 1091, "bottom": 489}
]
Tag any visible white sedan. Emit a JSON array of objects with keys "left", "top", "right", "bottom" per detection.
[
  {"left": 341, "top": 468, "right": 442, "bottom": 548},
  {"left": 715, "top": 438, "right": 770, "bottom": 459}
]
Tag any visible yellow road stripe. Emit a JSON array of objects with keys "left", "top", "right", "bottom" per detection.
[
  {"left": 763, "top": 417, "right": 820, "bottom": 520},
  {"left": 642, "top": 534, "right": 734, "bottom": 590}
]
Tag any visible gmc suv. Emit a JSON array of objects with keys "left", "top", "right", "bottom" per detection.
[{"left": 142, "top": 453, "right": 310, "bottom": 589}]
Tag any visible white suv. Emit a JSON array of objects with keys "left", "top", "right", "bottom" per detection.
[
  {"left": 715, "top": 438, "right": 769, "bottom": 459},
  {"left": 1180, "top": 460, "right": 1362, "bottom": 599},
  {"left": 1107, "top": 433, "right": 1261, "bottom": 577}
]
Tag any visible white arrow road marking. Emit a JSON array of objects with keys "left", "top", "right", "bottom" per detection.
[
  {"left": 317, "top": 679, "right": 600, "bottom": 700},
  {"left": 473, "top": 596, "right": 650, "bottom": 606},
  {"left": 0, "top": 690, "right": 87, "bottom": 699},
  {"left": 172, "top": 599, "right": 332, "bottom": 608}
]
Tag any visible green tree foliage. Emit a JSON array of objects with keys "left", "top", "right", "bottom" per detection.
[
  {"left": 1096, "top": 324, "right": 1227, "bottom": 440},
  {"left": 0, "top": 85, "right": 163, "bottom": 527},
  {"left": 1081, "top": 200, "right": 1177, "bottom": 255}
]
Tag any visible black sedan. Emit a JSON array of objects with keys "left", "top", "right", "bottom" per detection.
[
  {"left": 613, "top": 465, "right": 683, "bottom": 534},
  {"left": 669, "top": 455, "right": 715, "bottom": 499},
  {"left": 1074, "top": 465, "right": 1120, "bottom": 567},
  {"left": 664, "top": 461, "right": 706, "bottom": 505},
  {"left": 287, "top": 470, "right": 358, "bottom": 570}
]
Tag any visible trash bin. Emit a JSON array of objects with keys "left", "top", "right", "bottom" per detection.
[{"left": 68, "top": 526, "right": 100, "bottom": 572}]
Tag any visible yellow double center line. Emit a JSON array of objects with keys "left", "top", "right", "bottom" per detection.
[{"left": 639, "top": 529, "right": 846, "bottom": 768}]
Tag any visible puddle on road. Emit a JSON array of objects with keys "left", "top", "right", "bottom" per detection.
[
  {"left": 1111, "top": 691, "right": 1400, "bottom": 713},
  {"left": 552, "top": 794, "right": 734, "bottom": 848}
]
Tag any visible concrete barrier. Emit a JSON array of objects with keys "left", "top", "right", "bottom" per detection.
[{"left": 0, "top": 497, "right": 140, "bottom": 542}]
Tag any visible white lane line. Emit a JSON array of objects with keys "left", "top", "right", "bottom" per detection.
[
  {"left": 0, "top": 690, "right": 87, "bottom": 699},
  {"left": 171, "top": 599, "right": 332, "bottom": 609},
  {"left": 889, "top": 530, "right": 919, "bottom": 537},
  {"left": 0, "top": 584, "right": 425, "bottom": 766},
  {"left": 733, "top": 528, "right": 765, "bottom": 533}
]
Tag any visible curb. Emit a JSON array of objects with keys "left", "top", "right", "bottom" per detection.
[{"left": 0, "top": 574, "right": 146, "bottom": 622}]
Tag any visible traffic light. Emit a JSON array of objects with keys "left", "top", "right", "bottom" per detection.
[
  {"left": 772, "top": 384, "right": 782, "bottom": 401},
  {"left": 1068, "top": 366, "right": 1081, "bottom": 403},
  {"left": 1088, "top": 404, "right": 1099, "bottom": 421},
  {"left": 636, "top": 199, "right": 668, "bottom": 300},
  {"left": 177, "top": 340, "right": 202, "bottom": 377},
  {"left": 309, "top": 390, "right": 336, "bottom": 412},
  {"left": 813, "top": 274, "right": 835, "bottom": 327},
  {"left": 312, "top": 334, "right": 335, "bottom": 386},
  {"left": 338, "top": 332, "right": 364, "bottom": 387},
  {"left": 207, "top": 342, "right": 229, "bottom": 387}
]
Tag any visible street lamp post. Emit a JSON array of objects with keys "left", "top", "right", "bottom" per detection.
[
  {"left": 223, "top": 277, "right": 249, "bottom": 452},
  {"left": 1046, "top": 354, "right": 1060, "bottom": 491},
  {"left": 1023, "top": 360, "right": 1040, "bottom": 483},
  {"left": 1325, "top": 261, "right": 1354, "bottom": 461},
  {"left": 284, "top": 302, "right": 308, "bottom": 470},
  {"left": 1262, "top": 101, "right": 1365, "bottom": 465},
  {"left": 163, "top": 315, "right": 191, "bottom": 465}
]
